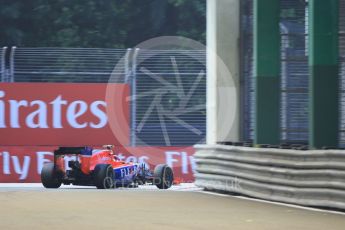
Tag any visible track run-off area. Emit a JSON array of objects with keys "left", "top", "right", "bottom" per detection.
[{"left": 0, "top": 184, "right": 345, "bottom": 230}]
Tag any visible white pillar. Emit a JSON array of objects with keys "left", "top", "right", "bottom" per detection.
[{"left": 206, "top": 0, "right": 240, "bottom": 144}]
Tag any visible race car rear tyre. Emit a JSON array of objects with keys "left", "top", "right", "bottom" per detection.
[
  {"left": 93, "top": 164, "right": 114, "bottom": 189},
  {"left": 153, "top": 164, "right": 174, "bottom": 189},
  {"left": 41, "top": 163, "right": 62, "bottom": 189}
]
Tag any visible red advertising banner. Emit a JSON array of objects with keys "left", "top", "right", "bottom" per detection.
[
  {"left": 0, "top": 146, "right": 195, "bottom": 183},
  {"left": 0, "top": 83, "right": 129, "bottom": 146}
]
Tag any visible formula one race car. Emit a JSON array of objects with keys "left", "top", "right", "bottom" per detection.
[{"left": 41, "top": 145, "right": 174, "bottom": 189}]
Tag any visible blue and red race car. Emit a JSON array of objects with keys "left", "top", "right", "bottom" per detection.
[{"left": 41, "top": 145, "right": 174, "bottom": 189}]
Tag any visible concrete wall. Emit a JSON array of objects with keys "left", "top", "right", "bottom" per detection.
[
  {"left": 194, "top": 144, "right": 345, "bottom": 210},
  {"left": 206, "top": 0, "right": 240, "bottom": 144}
]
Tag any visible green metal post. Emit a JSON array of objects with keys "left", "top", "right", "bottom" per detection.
[
  {"left": 254, "top": 0, "right": 280, "bottom": 145},
  {"left": 308, "top": 0, "right": 339, "bottom": 149}
]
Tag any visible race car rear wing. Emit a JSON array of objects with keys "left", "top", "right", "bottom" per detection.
[{"left": 54, "top": 147, "right": 88, "bottom": 155}]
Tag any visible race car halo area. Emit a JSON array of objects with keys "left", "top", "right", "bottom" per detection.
[{"left": 0, "top": 183, "right": 345, "bottom": 230}]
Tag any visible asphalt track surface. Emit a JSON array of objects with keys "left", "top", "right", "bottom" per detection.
[{"left": 0, "top": 184, "right": 345, "bottom": 230}]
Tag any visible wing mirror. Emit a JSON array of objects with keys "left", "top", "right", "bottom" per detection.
[{"left": 103, "top": 145, "right": 114, "bottom": 150}]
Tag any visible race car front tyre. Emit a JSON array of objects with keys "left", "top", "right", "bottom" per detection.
[
  {"left": 93, "top": 164, "right": 114, "bottom": 189},
  {"left": 153, "top": 164, "right": 174, "bottom": 189},
  {"left": 41, "top": 163, "right": 62, "bottom": 189}
]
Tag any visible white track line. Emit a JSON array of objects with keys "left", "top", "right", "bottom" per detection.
[
  {"left": 2, "top": 183, "right": 343, "bottom": 215},
  {"left": 199, "top": 190, "right": 345, "bottom": 216},
  {"left": 0, "top": 183, "right": 201, "bottom": 191}
]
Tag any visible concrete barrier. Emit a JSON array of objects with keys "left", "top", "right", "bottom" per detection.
[{"left": 194, "top": 144, "right": 345, "bottom": 210}]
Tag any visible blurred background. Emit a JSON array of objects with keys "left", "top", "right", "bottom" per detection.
[{"left": 0, "top": 0, "right": 205, "bottom": 47}]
